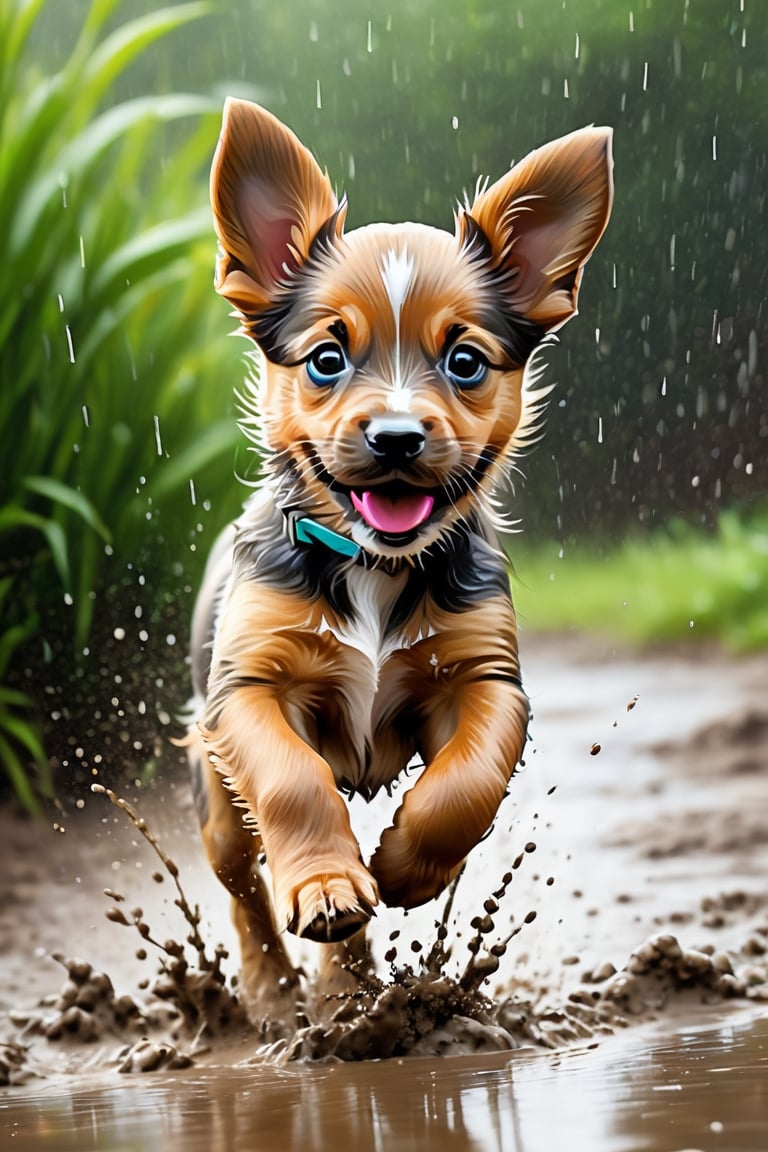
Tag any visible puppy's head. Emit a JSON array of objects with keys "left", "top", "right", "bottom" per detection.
[{"left": 211, "top": 99, "right": 613, "bottom": 560}]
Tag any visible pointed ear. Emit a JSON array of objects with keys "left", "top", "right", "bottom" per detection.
[
  {"left": 210, "top": 98, "right": 343, "bottom": 313},
  {"left": 460, "top": 126, "right": 613, "bottom": 332}
]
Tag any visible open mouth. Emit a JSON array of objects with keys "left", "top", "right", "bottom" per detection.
[
  {"left": 350, "top": 487, "right": 434, "bottom": 535},
  {"left": 333, "top": 480, "right": 442, "bottom": 543}
]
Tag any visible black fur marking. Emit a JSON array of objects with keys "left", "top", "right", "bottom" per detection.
[
  {"left": 386, "top": 523, "right": 510, "bottom": 635},
  {"left": 473, "top": 671, "right": 525, "bottom": 689},
  {"left": 460, "top": 214, "right": 494, "bottom": 264},
  {"left": 248, "top": 298, "right": 296, "bottom": 364},
  {"left": 497, "top": 310, "right": 549, "bottom": 367},
  {"left": 235, "top": 499, "right": 354, "bottom": 620}
]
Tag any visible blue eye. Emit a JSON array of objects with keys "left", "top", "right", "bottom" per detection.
[
  {"left": 443, "top": 344, "right": 489, "bottom": 389},
  {"left": 306, "top": 342, "right": 348, "bottom": 387}
]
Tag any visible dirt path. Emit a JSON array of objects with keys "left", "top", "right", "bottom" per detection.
[{"left": 1, "top": 632, "right": 767, "bottom": 1083}]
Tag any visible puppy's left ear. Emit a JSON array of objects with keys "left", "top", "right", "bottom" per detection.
[{"left": 461, "top": 126, "right": 613, "bottom": 333}]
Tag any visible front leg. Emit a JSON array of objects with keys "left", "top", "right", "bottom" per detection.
[
  {"left": 370, "top": 597, "right": 529, "bottom": 907},
  {"left": 202, "top": 584, "right": 379, "bottom": 942},
  {"left": 204, "top": 684, "right": 378, "bottom": 939}
]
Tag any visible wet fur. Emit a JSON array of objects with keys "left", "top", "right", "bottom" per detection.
[{"left": 187, "top": 99, "right": 613, "bottom": 1018}]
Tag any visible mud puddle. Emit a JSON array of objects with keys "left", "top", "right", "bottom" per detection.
[
  {"left": 3, "top": 1011, "right": 767, "bottom": 1151},
  {"left": 1, "top": 633, "right": 767, "bottom": 1147}
]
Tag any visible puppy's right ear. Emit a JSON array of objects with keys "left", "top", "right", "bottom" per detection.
[{"left": 210, "top": 99, "right": 342, "bottom": 313}]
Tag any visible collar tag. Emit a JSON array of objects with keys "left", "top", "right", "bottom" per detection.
[{"left": 292, "top": 515, "right": 362, "bottom": 560}]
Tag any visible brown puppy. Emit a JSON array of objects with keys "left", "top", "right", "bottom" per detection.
[{"left": 187, "top": 99, "right": 613, "bottom": 1017}]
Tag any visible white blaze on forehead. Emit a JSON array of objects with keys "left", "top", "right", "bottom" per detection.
[
  {"left": 381, "top": 247, "right": 415, "bottom": 405},
  {"left": 381, "top": 246, "right": 414, "bottom": 315}
]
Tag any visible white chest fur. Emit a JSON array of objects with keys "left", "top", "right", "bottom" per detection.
[{"left": 320, "top": 564, "right": 413, "bottom": 678}]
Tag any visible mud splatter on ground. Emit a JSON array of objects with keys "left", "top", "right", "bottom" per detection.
[{"left": 1, "top": 636, "right": 767, "bottom": 1092}]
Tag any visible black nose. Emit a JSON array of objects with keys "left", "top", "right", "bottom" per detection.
[{"left": 364, "top": 419, "right": 425, "bottom": 467}]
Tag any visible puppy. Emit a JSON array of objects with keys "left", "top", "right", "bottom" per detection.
[{"left": 187, "top": 98, "right": 612, "bottom": 1015}]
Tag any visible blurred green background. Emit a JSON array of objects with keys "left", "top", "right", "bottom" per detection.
[{"left": 1, "top": 0, "right": 766, "bottom": 807}]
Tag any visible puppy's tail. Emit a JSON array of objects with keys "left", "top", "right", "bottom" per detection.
[{"left": 172, "top": 700, "right": 210, "bottom": 829}]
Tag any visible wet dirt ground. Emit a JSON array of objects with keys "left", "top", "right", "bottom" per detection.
[{"left": 1, "top": 632, "right": 767, "bottom": 1149}]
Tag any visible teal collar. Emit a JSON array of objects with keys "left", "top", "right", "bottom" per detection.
[{"left": 291, "top": 514, "right": 362, "bottom": 561}]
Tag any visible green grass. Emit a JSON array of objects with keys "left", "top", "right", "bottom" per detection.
[
  {"left": 0, "top": 0, "right": 249, "bottom": 809},
  {"left": 511, "top": 510, "right": 768, "bottom": 651}
]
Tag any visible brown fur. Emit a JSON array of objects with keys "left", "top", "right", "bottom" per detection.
[{"left": 187, "top": 99, "right": 613, "bottom": 1019}]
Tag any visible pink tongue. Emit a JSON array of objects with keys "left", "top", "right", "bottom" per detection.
[{"left": 351, "top": 490, "right": 434, "bottom": 534}]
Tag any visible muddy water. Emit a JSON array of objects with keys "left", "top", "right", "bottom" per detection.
[
  {"left": 2, "top": 635, "right": 768, "bottom": 1147},
  {"left": 3, "top": 1012, "right": 767, "bottom": 1151}
]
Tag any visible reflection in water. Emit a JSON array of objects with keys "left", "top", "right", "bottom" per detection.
[{"left": 3, "top": 1013, "right": 767, "bottom": 1152}]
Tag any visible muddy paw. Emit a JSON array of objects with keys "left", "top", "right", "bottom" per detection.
[
  {"left": 282, "top": 873, "right": 378, "bottom": 942},
  {"left": 370, "top": 826, "right": 461, "bottom": 908}
]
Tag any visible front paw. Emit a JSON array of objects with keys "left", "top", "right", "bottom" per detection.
[
  {"left": 276, "top": 869, "right": 379, "bottom": 942},
  {"left": 369, "top": 825, "right": 462, "bottom": 909}
]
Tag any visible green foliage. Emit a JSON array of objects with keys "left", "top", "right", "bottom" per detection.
[
  {"left": 511, "top": 510, "right": 768, "bottom": 651},
  {"left": 0, "top": 0, "right": 246, "bottom": 808}
]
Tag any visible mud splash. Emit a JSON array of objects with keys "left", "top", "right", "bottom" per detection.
[
  {"left": 2, "top": 636, "right": 768, "bottom": 1107},
  {"left": 2, "top": 780, "right": 767, "bottom": 1088}
]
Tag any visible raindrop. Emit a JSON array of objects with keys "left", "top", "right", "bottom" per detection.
[
  {"left": 154, "top": 415, "right": 163, "bottom": 456},
  {"left": 451, "top": 115, "right": 459, "bottom": 130},
  {"left": 65, "top": 325, "right": 75, "bottom": 363},
  {"left": 316, "top": 80, "right": 322, "bottom": 110},
  {"left": 672, "top": 37, "right": 682, "bottom": 78},
  {"left": 189, "top": 479, "right": 196, "bottom": 506},
  {"left": 747, "top": 330, "right": 758, "bottom": 377},
  {"left": 366, "top": 20, "right": 372, "bottom": 52},
  {"left": 642, "top": 61, "right": 648, "bottom": 90},
  {"left": 82, "top": 405, "right": 90, "bottom": 427}
]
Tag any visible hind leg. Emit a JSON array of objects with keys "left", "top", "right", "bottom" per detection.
[
  {"left": 193, "top": 748, "right": 300, "bottom": 1023},
  {"left": 316, "top": 928, "right": 372, "bottom": 1002}
]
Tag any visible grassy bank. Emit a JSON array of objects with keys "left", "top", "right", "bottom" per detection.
[{"left": 510, "top": 510, "right": 768, "bottom": 652}]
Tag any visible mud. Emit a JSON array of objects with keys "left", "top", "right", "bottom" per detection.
[{"left": 1, "top": 633, "right": 767, "bottom": 1147}]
